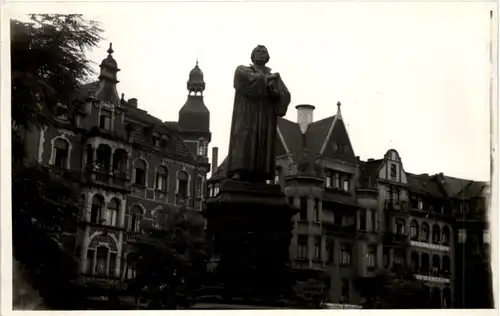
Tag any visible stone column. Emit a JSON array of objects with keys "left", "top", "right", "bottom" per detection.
[
  {"left": 79, "top": 192, "right": 92, "bottom": 273},
  {"left": 115, "top": 198, "right": 127, "bottom": 276}
]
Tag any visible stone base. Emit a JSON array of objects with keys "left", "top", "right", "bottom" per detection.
[{"left": 202, "top": 179, "right": 298, "bottom": 305}]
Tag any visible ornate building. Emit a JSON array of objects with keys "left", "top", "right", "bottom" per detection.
[
  {"left": 23, "top": 44, "right": 212, "bottom": 287},
  {"left": 207, "top": 102, "right": 491, "bottom": 308}
]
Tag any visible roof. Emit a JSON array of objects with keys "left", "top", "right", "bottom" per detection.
[
  {"left": 357, "top": 159, "right": 383, "bottom": 189},
  {"left": 75, "top": 82, "right": 197, "bottom": 164},
  {"left": 406, "top": 173, "right": 447, "bottom": 198}
]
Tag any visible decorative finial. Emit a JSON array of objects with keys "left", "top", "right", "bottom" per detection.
[
  {"left": 107, "top": 43, "right": 114, "bottom": 55},
  {"left": 121, "top": 93, "right": 125, "bottom": 100},
  {"left": 336, "top": 101, "right": 343, "bottom": 120}
]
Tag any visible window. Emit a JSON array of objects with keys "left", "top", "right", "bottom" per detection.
[
  {"left": 326, "top": 238, "right": 334, "bottom": 263},
  {"left": 86, "top": 249, "right": 95, "bottom": 274},
  {"left": 126, "top": 254, "right": 137, "bottom": 279},
  {"left": 53, "top": 138, "right": 69, "bottom": 169},
  {"left": 96, "top": 246, "right": 109, "bottom": 276},
  {"left": 383, "top": 249, "right": 389, "bottom": 268},
  {"left": 160, "top": 138, "right": 168, "bottom": 148},
  {"left": 421, "top": 222, "right": 430, "bottom": 241},
  {"left": 340, "top": 244, "right": 351, "bottom": 266},
  {"left": 288, "top": 197, "right": 294, "bottom": 206},
  {"left": 359, "top": 209, "right": 366, "bottom": 231},
  {"left": 390, "top": 164, "right": 397, "bottom": 179},
  {"left": 395, "top": 218, "right": 405, "bottom": 235},
  {"left": 343, "top": 177, "right": 349, "bottom": 191},
  {"left": 99, "top": 109, "right": 112, "bottom": 130},
  {"left": 299, "top": 197, "right": 308, "bottom": 220},
  {"left": 458, "top": 228, "right": 467, "bottom": 243},
  {"left": 107, "top": 198, "right": 119, "bottom": 226},
  {"left": 411, "top": 252, "right": 419, "bottom": 272},
  {"left": 325, "top": 170, "right": 332, "bottom": 188},
  {"left": 197, "top": 139, "right": 206, "bottom": 156},
  {"left": 367, "top": 246, "right": 376, "bottom": 269},
  {"left": 128, "top": 206, "right": 144, "bottom": 232},
  {"left": 177, "top": 171, "right": 189, "bottom": 198},
  {"left": 410, "top": 220, "right": 419, "bottom": 239},
  {"left": 55, "top": 104, "right": 68, "bottom": 119},
  {"left": 274, "top": 168, "right": 280, "bottom": 184},
  {"left": 153, "top": 135, "right": 160, "bottom": 147},
  {"left": 335, "top": 173, "right": 341, "bottom": 188},
  {"left": 341, "top": 214, "right": 349, "bottom": 226},
  {"left": 112, "top": 149, "right": 128, "bottom": 173},
  {"left": 196, "top": 176, "right": 203, "bottom": 198},
  {"left": 85, "top": 145, "right": 94, "bottom": 169},
  {"left": 442, "top": 255, "right": 451, "bottom": 275},
  {"left": 421, "top": 253, "right": 430, "bottom": 272},
  {"left": 208, "top": 184, "right": 214, "bottom": 197},
  {"left": 432, "top": 225, "right": 441, "bottom": 244},
  {"left": 214, "top": 183, "right": 220, "bottom": 196},
  {"left": 297, "top": 235, "right": 308, "bottom": 259},
  {"left": 134, "top": 160, "right": 146, "bottom": 186},
  {"left": 155, "top": 166, "right": 168, "bottom": 191},
  {"left": 90, "top": 195, "right": 104, "bottom": 224},
  {"left": 313, "top": 199, "right": 320, "bottom": 221},
  {"left": 371, "top": 210, "right": 377, "bottom": 231},
  {"left": 432, "top": 255, "right": 440, "bottom": 274},
  {"left": 313, "top": 236, "right": 321, "bottom": 261}
]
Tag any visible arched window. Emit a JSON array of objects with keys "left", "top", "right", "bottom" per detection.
[
  {"left": 134, "top": 159, "right": 147, "bottom": 186},
  {"left": 442, "top": 226, "right": 451, "bottom": 245},
  {"left": 107, "top": 198, "right": 120, "bottom": 226},
  {"left": 127, "top": 206, "right": 144, "bottom": 232},
  {"left": 443, "top": 287, "right": 452, "bottom": 308},
  {"left": 52, "top": 138, "right": 69, "bottom": 169},
  {"left": 90, "top": 195, "right": 104, "bottom": 224},
  {"left": 177, "top": 171, "right": 189, "bottom": 198},
  {"left": 432, "top": 255, "right": 440, "bottom": 275},
  {"left": 432, "top": 224, "right": 441, "bottom": 244},
  {"left": 421, "top": 253, "right": 430, "bottom": 273},
  {"left": 96, "top": 246, "right": 109, "bottom": 276},
  {"left": 442, "top": 255, "right": 451, "bottom": 276},
  {"left": 155, "top": 166, "right": 168, "bottom": 191},
  {"left": 410, "top": 252, "right": 419, "bottom": 272},
  {"left": 410, "top": 220, "right": 419, "bottom": 240},
  {"left": 421, "top": 222, "right": 430, "bottom": 242}
]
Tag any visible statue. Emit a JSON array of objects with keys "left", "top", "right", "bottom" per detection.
[{"left": 225, "top": 45, "right": 291, "bottom": 183}]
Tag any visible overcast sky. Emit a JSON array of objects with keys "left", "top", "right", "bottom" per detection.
[{"left": 6, "top": 1, "right": 494, "bottom": 181}]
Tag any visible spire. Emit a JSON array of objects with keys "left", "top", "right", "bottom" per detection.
[
  {"left": 95, "top": 43, "right": 120, "bottom": 105},
  {"left": 187, "top": 60, "right": 205, "bottom": 96},
  {"left": 336, "top": 101, "right": 343, "bottom": 120}
]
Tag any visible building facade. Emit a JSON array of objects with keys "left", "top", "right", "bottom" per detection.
[
  {"left": 207, "top": 103, "right": 491, "bottom": 308},
  {"left": 23, "top": 44, "right": 212, "bottom": 285}
]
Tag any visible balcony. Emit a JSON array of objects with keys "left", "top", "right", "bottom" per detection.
[
  {"left": 385, "top": 200, "right": 409, "bottom": 214},
  {"left": 384, "top": 232, "right": 409, "bottom": 247},
  {"left": 126, "top": 231, "right": 141, "bottom": 243},
  {"left": 83, "top": 168, "right": 131, "bottom": 191},
  {"left": 322, "top": 221, "right": 356, "bottom": 236}
]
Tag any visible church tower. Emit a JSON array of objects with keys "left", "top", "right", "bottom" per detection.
[{"left": 178, "top": 61, "right": 211, "bottom": 165}]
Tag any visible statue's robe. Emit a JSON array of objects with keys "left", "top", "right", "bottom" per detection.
[{"left": 226, "top": 64, "right": 291, "bottom": 182}]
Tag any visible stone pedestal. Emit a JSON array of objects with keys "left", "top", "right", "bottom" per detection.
[{"left": 201, "top": 179, "right": 298, "bottom": 306}]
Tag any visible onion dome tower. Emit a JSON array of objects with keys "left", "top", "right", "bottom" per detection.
[{"left": 178, "top": 61, "right": 211, "bottom": 159}]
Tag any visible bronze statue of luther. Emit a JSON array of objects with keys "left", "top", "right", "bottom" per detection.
[{"left": 225, "top": 45, "right": 291, "bottom": 183}]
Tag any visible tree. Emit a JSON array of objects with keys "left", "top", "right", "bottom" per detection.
[
  {"left": 354, "top": 270, "right": 433, "bottom": 309},
  {"left": 127, "top": 206, "right": 209, "bottom": 309},
  {"left": 10, "top": 14, "right": 103, "bottom": 309}
]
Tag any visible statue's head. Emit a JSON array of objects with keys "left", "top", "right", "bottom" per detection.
[{"left": 251, "top": 45, "right": 270, "bottom": 66}]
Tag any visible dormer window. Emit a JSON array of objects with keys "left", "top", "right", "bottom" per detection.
[
  {"left": 390, "top": 164, "right": 397, "bottom": 180},
  {"left": 55, "top": 104, "right": 68, "bottom": 121},
  {"left": 99, "top": 109, "right": 112, "bottom": 130},
  {"left": 325, "top": 169, "right": 332, "bottom": 188},
  {"left": 153, "top": 135, "right": 160, "bottom": 147}
]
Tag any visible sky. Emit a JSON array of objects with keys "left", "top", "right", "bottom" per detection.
[{"left": 5, "top": 1, "right": 495, "bottom": 181}]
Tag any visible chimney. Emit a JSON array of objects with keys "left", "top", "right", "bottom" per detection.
[
  {"left": 127, "top": 98, "right": 138, "bottom": 108},
  {"left": 211, "top": 147, "right": 218, "bottom": 175},
  {"left": 295, "top": 104, "right": 315, "bottom": 133}
]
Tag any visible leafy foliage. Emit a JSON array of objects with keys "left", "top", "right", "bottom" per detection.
[
  {"left": 11, "top": 14, "right": 103, "bottom": 131},
  {"left": 127, "top": 206, "right": 209, "bottom": 309},
  {"left": 10, "top": 14, "right": 103, "bottom": 309},
  {"left": 354, "top": 270, "right": 433, "bottom": 309}
]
